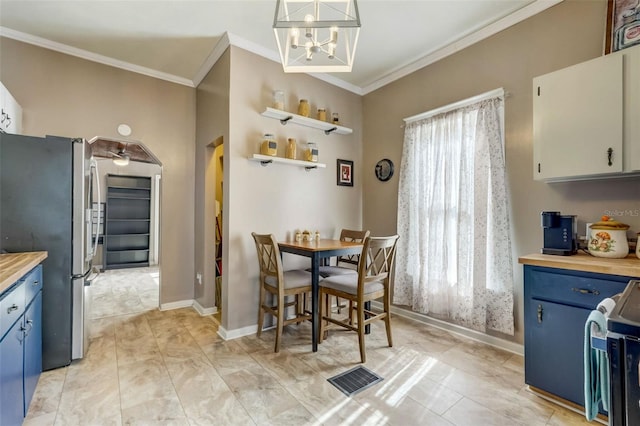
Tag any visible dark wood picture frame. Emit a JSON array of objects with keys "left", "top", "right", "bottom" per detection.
[
  {"left": 605, "top": 0, "right": 640, "bottom": 54},
  {"left": 337, "top": 159, "right": 353, "bottom": 187}
]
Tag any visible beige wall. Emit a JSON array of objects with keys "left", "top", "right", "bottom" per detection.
[
  {"left": 195, "top": 49, "right": 231, "bottom": 310},
  {"left": 0, "top": 37, "right": 197, "bottom": 304},
  {"left": 223, "top": 46, "right": 363, "bottom": 332},
  {"left": 362, "top": 0, "right": 640, "bottom": 344}
]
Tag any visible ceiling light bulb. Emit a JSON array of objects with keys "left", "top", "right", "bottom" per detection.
[
  {"left": 305, "top": 45, "right": 313, "bottom": 61},
  {"left": 304, "top": 14, "right": 314, "bottom": 24},
  {"left": 289, "top": 28, "right": 299, "bottom": 48},
  {"left": 328, "top": 43, "right": 336, "bottom": 59},
  {"left": 330, "top": 27, "right": 338, "bottom": 45}
]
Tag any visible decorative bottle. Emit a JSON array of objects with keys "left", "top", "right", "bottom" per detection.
[{"left": 285, "top": 138, "right": 297, "bottom": 160}]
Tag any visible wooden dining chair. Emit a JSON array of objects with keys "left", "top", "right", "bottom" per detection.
[
  {"left": 318, "top": 229, "right": 370, "bottom": 277},
  {"left": 319, "top": 235, "right": 399, "bottom": 363},
  {"left": 252, "top": 232, "right": 314, "bottom": 353},
  {"left": 316, "top": 229, "right": 370, "bottom": 314}
]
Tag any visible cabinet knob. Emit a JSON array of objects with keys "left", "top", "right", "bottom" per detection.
[{"left": 7, "top": 304, "right": 19, "bottom": 314}]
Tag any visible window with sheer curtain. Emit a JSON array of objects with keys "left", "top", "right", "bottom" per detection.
[{"left": 393, "top": 90, "right": 514, "bottom": 335}]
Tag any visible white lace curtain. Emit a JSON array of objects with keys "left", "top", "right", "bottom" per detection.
[{"left": 394, "top": 94, "right": 514, "bottom": 335}]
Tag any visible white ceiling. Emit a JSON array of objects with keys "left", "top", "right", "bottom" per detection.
[{"left": 0, "top": 0, "right": 558, "bottom": 94}]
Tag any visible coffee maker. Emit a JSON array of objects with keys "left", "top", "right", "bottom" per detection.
[{"left": 541, "top": 211, "right": 578, "bottom": 255}]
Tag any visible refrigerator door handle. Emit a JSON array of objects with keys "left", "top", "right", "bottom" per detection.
[
  {"left": 86, "top": 267, "right": 100, "bottom": 285},
  {"left": 72, "top": 268, "right": 92, "bottom": 280},
  {"left": 90, "top": 158, "right": 101, "bottom": 261}
]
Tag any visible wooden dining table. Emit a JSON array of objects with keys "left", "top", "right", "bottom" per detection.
[{"left": 278, "top": 238, "right": 364, "bottom": 352}]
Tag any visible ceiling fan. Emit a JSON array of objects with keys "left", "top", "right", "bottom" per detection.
[{"left": 109, "top": 144, "right": 130, "bottom": 166}]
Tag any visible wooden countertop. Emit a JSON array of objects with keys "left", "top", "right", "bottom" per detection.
[
  {"left": 0, "top": 252, "right": 48, "bottom": 294},
  {"left": 519, "top": 252, "right": 640, "bottom": 277}
]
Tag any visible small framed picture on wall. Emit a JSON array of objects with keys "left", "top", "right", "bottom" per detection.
[
  {"left": 337, "top": 159, "right": 353, "bottom": 187},
  {"left": 605, "top": 0, "right": 640, "bottom": 53}
]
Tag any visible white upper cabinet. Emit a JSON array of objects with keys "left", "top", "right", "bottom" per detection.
[
  {"left": 533, "top": 44, "right": 640, "bottom": 182},
  {"left": 0, "top": 82, "right": 23, "bottom": 134}
]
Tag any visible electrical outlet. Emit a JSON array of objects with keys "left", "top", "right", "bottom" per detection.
[{"left": 196, "top": 273, "right": 202, "bottom": 285}]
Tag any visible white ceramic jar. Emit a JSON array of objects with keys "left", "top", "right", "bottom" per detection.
[{"left": 588, "top": 218, "right": 630, "bottom": 258}]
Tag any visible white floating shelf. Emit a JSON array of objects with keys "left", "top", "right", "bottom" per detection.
[
  {"left": 261, "top": 107, "right": 353, "bottom": 135},
  {"left": 248, "top": 154, "right": 326, "bottom": 169}
]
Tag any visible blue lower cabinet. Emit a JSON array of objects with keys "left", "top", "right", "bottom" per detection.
[
  {"left": 0, "top": 264, "right": 43, "bottom": 425},
  {"left": 524, "top": 265, "right": 633, "bottom": 408},
  {"left": 0, "top": 319, "right": 25, "bottom": 426},
  {"left": 23, "top": 291, "right": 42, "bottom": 415}
]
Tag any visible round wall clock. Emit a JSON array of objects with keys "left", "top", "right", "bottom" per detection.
[{"left": 375, "top": 158, "right": 394, "bottom": 182}]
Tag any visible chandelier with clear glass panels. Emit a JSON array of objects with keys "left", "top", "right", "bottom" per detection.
[{"left": 273, "top": 0, "right": 361, "bottom": 72}]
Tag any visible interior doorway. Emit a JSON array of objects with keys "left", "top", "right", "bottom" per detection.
[
  {"left": 92, "top": 157, "right": 162, "bottom": 315},
  {"left": 212, "top": 140, "right": 224, "bottom": 322}
]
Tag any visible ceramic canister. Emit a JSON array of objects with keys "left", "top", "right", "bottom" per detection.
[{"left": 588, "top": 217, "right": 630, "bottom": 259}]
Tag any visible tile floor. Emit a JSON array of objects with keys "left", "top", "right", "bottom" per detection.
[{"left": 24, "top": 267, "right": 595, "bottom": 425}]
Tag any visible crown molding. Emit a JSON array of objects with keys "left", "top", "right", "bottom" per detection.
[
  {"left": 1, "top": 0, "right": 561, "bottom": 95},
  {"left": 0, "top": 26, "right": 195, "bottom": 87},
  {"left": 360, "top": 0, "right": 563, "bottom": 95},
  {"left": 192, "top": 31, "right": 364, "bottom": 95}
]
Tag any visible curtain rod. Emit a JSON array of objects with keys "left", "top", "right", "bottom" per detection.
[{"left": 403, "top": 87, "right": 506, "bottom": 125}]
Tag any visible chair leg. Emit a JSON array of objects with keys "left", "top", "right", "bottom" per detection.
[
  {"left": 295, "top": 294, "right": 302, "bottom": 318},
  {"left": 319, "top": 291, "right": 326, "bottom": 343},
  {"left": 256, "top": 285, "right": 266, "bottom": 338},
  {"left": 384, "top": 293, "right": 393, "bottom": 348},
  {"left": 357, "top": 301, "right": 366, "bottom": 363},
  {"left": 275, "top": 294, "right": 284, "bottom": 353},
  {"left": 349, "top": 301, "right": 355, "bottom": 325}
]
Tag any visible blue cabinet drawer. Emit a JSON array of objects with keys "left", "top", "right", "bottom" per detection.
[
  {"left": 527, "top": 266, "right": 631, "bottom": 309},
  {"left": 0, "top": 282, "right": 25, "bottom": 340},
  {"left": 23, "top": 265, "right": 43, "bottom": 306}
]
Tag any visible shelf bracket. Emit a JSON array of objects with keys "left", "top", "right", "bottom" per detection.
[
  {"left": 279, "top": 116, "right": 293, "bottom": 125},
  {"left": 324, "top": 127, "right": 338, "bottom": 135},
  {"left": 304, "top": 165, "right": 318, "bottom": 171},
  {"left": 260, "top": 160, "right": 273, "bottom": 167}
]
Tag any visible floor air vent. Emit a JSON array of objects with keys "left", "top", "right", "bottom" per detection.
[{"left": 327, "top": 366, "right": 383, "bottom": 396}]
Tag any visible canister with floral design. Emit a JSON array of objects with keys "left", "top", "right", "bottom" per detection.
[{"left": 588, "top": 216, "right": 629, "bottom": 258}]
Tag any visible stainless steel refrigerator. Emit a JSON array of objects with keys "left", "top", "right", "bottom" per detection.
[{"left": 0, "top": 133, "right": 101, "bottom": 370}]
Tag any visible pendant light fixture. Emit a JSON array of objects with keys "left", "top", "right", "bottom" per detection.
[{"left": 273, "top": 0, "right": 361, "bottom": 73}]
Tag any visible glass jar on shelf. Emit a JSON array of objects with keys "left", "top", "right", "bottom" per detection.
[
  {"left": 317, "top": 108, "right": 327, "bottom": 121},
  {"left": 304, "top": 142, "right": 318, "bottom": 162},
  {"left": 298, "top": 99, "right": 310, "bottom": 117},
  {"left": 260, "top": 133, "right": 277, "bottom": 156},
  {"left": 272, "top": 90, "right": 285, "bottom": 111}
]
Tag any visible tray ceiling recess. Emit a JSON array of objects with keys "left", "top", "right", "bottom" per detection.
[{"left": 88, "top": 136, "right": 161, "bottom": 166}]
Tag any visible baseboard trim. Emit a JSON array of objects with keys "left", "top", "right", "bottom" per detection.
[
  {"left": 371, "top": 301, "right": 524, "bottom": 355},
  {"left": 159, "top": 299, "right": 194, "bottom": 311},
  {"left": 217, "top": 324, "right": 258, "bottom": 340},
  {"left": 159, "top": 299, "right": 217, "bottom": 316},
  {"left": 193, "top": 300, "right": 217, "bottom": 316}
]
